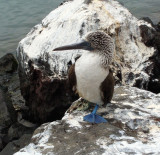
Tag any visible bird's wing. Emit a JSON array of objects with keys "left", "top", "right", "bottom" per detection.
[
  {"left": 100, "top": 68, "right": 115, "bottom": 105},
  {"left": 68, "top": 64, "right": 77, "bottom": 93}
]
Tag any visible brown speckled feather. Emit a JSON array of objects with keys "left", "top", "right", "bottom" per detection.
[
  {"left": 100, "top": 68, "right": 114, "bottom": 105},
  {"left": 68, "top": 64, "right": 77, "bottom": 93}
]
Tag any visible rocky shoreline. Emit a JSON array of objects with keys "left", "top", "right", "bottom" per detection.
[
  {"left": 14, "top": 86, "right": 160, "bottom": 155},
  {"left": 0, "top": 54, "right": 36, "bottom": 155},
  {"left": 138, "top": 17, "right": 160, "bottom": 93},
  {"left": 0, "top": 0, "right": 160, "bottom": 154}
]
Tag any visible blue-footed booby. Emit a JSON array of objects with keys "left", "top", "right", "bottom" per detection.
[{"left": 53, "top": 31, "right": 115, "bottom": 124}]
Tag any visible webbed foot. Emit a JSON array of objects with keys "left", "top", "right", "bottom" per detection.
[
  {"left": 83, "top": 104, "right": 107, "bottom": 124},
  {"left": 83, "top": 113, "right": 107, "bottom": 123}
]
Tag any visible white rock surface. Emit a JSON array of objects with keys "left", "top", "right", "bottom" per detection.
[
  {"left": 17, "top": 0, "right": 155, "bottom": 84},
  {"left": 14, "top": 86, "right": 160, "bottom": 155}
]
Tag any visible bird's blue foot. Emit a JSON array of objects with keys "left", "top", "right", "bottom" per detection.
[
  {"left": 83, "top": 104, "right": 107, "bottom": 124},
  {"left": 83, "top": 113, "right": 107, "bottom": 123}
]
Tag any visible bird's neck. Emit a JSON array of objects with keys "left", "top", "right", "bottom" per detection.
[{"left": 95, "top": 50, "right": 113, "bottom": 69}]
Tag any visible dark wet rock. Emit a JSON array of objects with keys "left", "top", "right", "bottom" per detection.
[
  {"left": 0, "top": 87, "right": 16, "bottom": 131},
  {"left": 138, "top": 19, "right": 160, "bottom": 93},
  {"left": 0, "top": 71, "right": 25, "bottom": 111},
  {"left": 157, "top": 22, "right": 160, "bottom": 32},
  {"left": 18, "top": 62, "right": 72, "bottom": 124},
  {"left": 1, "top": 121, "right": 35, "bottom": 153},
  {"left": 140, "top": 17, "right": 154, "bottom": 27},
  {"left": 0, "top": 120, "right": 36, "bottom": 153},
  {"left": 147, "top": 32, "right": 160, "bottom": 93},
  {"left": 14, "top": 86, "right": 160, "bottom": 155},
  {"left": 0, "top": 87, "right": 17, "bottom": 152},
  {"left": 0, "top": 138, "right": 2, "bottom": 151},
  {"left": 0, "top": 53, "right": 33, "bottom": 153},
  {"left": 0, "top": 53, "right": 25, "bottom": 110},
  {"left": 139, "top": 22, "right": 156, "bottom": 47},
  {"left": 147, "top": 78, "right": 160, "bottom": 94},
  {"left": 6, "top": 123, "right": 35, "bottom": 143},
  {"left": 0, "top": 53, "right": 18, "bottom": 75},
  {"left": 154, "top": 32, "right": 160, "bottom": 51},
  {"left": 1, "top": 134, "right": 32, "bottom": 155},
  {"left": 59, "top": 0, "right": 74, "bottom": 6},
  {"left": 138, "top": 18, "right": 160, "bottom": 51}
]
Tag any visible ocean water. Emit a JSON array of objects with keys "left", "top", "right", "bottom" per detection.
[
  {"left": 0, "top": 0, "right": 61, "bottom": 57},
  {"left": 0, "top": 0, "right": 159, "bottom": 58},
  {"left": 118, "top": 0, "right": 160, "bottom": 23}
]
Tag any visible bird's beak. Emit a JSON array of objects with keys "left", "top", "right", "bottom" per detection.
[{"left": 53, "top": 40, "right": 94, "bottom": 51}]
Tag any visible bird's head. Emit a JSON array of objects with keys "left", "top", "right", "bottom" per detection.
[{"left": 53, "top": 31, "right": 114, "bottom": 54}]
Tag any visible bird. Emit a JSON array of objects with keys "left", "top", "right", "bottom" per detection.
[{"left": 53, "top": 31, "right": 115, "bottom": 124}]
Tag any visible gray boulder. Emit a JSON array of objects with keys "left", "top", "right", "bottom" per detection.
[
  {"left": 0, "top": 53, "right": 25, "bottom": 110},
  {"left": 17, "top": 0, "right": 156, "bottom": 123},
  {"left": 0, "top": 87, "right": 16, "bottom": 151},
  {"left": 14, "top": 86, "right": 160, "bottom": 155},
  {"left": 0, "top": 53, "right": 18, "bottom": 75},
  {"left": 0, "top": 88, "right": 16, "bottom": 131},
  {"left": 1, "top": 134, "right": 32, "bottom": 155},
  {"left": 0, "top": 53, "right": 32, "bottom": 153}
]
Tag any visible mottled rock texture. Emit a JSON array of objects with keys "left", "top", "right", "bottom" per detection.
[
  {"left": 0, "top": 53, "right": 18, "bottom": 75},
  {"left": 1, "top": 134, "right": 33, "bottom": 155},
  {"left": 0, "top": 87, "right": 16, "bottom": 138},
  {"left": 0, "top": 54, "right": 35, "bottom": 154},
  {"left": 14, "top": 86, "right": 160, "bottom": 155},
  {"left": 0, "top": 53, "right": 25, "bottom": 110},
  {"left": 17, "top": 0, "right": 157, "bottom": 123},
  {"left": 0, "top": 53, "right": 21, "bottom": 152},
  {"left": 139, "top": 18, "right": 160, "bottom": 93},
  {"left": 18, "top": 61, "right": 72, "bottom": 123},
  {"left": 0, "top": 86, "right": 16, "bottom": 152}
]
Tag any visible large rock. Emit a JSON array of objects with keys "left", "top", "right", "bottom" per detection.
[
  {"left": 14, "top": 86, "right": 160, "bottom": 155},
  {"left": 0, "top": 53, "right": 32, "bottom": 153},
  {"left": 0, "top": 87, "right": 16, "bottom": 132},
  {"left": 17, "top": 0, "right": 156, "bottom": 123},
  {"left": 0, "top": 87, "right": 16, "bottom": 151},
  {"left": 138, "top": 18, "right": 160, "bottom": 93},
  {"left": 0, "top": 53, "right": 18, "bottom": 75},
  {"left": 1, "top": 134, "right": 33, "bottom": 155},
  {"left": 0, "top": 53, "right": 25, "bottom": 110}
]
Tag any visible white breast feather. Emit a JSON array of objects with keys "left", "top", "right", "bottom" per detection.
[{"left": 75, "top": 52, "right": 109, "bottom": 105}]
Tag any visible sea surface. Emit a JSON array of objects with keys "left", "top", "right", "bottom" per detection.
[{"left": 0, "top": 0, "right": 160, "bottom": 58}]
